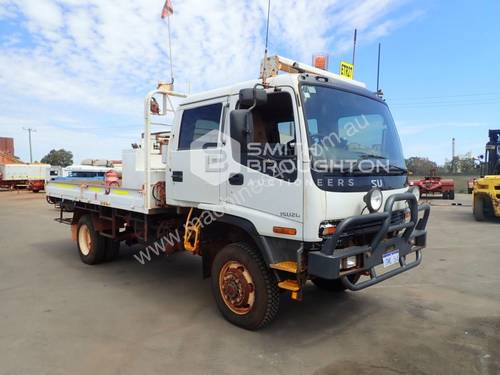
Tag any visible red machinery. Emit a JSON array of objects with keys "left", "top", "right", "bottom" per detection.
[
  {"left": 410, "top": 169, "right": 455, "bottom": 200},
  {"left": 28, "top": 179, "right": 45, "bottom": 193}
]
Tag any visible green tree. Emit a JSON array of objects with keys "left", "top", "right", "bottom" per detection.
[
  {"left": 405, "top": 157, "right": 438, "bottom": 176},
  {"left": 41, "top": 149, "right": 73, "bottom": 167},
  {"left": 444, "top": 153, "right": 478, "bottom": 174}
]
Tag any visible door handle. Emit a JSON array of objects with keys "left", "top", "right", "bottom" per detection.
[
  {"left": 228, "top": 173, "right": 244, "bottom": 185},
  {"left": 172, "top": 171, "right": 183, "bottom": 182}
]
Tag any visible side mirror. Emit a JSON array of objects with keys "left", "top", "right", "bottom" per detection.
[
  {"left": 230, "top": 109, "right": 254, "bottom": 155},
  {"left": 238, "top": 88, "right": 267, "bottom": 108}
]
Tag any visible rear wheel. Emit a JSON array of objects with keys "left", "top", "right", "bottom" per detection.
[
  {"left": 442, "top": 192, "right": 449, "bottom": 199},
  {"left": 77, "top": 215, "right": 106, "bottom": 265},
  {"left": 448, "top": 190, "right": 455, "bottom": 200},
  {"left": 312, "top": 274, "right": 361, "bottom": 292},
  {"left": 211, "top": 242, "right": 279, "bottom": 330}
]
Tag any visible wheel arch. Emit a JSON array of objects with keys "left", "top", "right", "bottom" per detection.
[
  {"left": 71, "top": 208, "right": 102, "bottom": 241},
  {"left": 201, "top": 213, "right": 302, "bottom": 279},
  {"left": 202, "top": 214, "right": 271, "bottom": 279}
]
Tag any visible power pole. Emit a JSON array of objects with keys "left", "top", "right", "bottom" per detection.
[
  {"left": 22, "top": 127, "right": 36, "bottom": 163},
  {"left": 452, "top": 137, "right": 456, "bottom": 173}
]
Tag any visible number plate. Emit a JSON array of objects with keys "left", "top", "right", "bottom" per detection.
[{"left": 382, "top": 249, "right": 400, "bottom": 268}]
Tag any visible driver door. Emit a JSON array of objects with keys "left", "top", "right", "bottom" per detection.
[{"left": 220, "top": 87, "right": 304, "bottom": 236}]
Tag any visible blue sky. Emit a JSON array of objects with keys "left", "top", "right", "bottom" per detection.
[
  {"left": 346, "top": 0, "right": 500, "bottom": 163},
  {"left": 0, "top": 0, "right": 498, "bottom": 164}
]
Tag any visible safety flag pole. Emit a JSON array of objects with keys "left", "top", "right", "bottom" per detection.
[{"left": 161, "top": 0, "right": 174, "bottom": 85}]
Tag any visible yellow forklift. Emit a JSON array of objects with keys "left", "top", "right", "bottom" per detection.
[{"left": 473, "top": 129, "right": 500, "bottom": 221}]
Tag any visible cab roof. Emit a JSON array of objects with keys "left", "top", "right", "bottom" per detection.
[{"left": 179, "top": 72, "right": 378, "bottom": 107}]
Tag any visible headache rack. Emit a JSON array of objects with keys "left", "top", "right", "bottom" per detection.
[{"left": 143, "top": 83, "right": 187, "bottom": 210}]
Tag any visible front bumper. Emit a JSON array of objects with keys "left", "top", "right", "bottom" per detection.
[{"left": 308, "top": 193, "right": 430, "bottom": 291}]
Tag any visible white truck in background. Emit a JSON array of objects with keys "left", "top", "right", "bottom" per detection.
[
  {"left": 0, "top": 163, "right": 51, "bottom": 192},
  {"left": 46, "top": 161, "right": 122, "bottom": 207},
  {"left": 46, "top": 56, "right": 430, "bottom": 330}
]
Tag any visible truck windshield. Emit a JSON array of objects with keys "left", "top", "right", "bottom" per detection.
[{"left": 301, "top": 84, "right": 406, "bottom": 175}]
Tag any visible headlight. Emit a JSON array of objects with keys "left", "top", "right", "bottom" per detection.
[
  {"left": 363, "top": 187, "right": 383, "bottom": 213},
  {"left": 408, "top": 186, "right": 420, "bottom": 201}
]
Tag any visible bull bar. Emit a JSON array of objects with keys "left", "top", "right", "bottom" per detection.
[{"left": 307, "top": 193, "right": 431, "bottom": 291}]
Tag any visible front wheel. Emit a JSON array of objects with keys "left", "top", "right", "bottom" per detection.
[
  {"left": 473, "top": 196, "right": 486, "bottom": 221},
  {"left": 211, "top": 242, "right": 280, "bottom": 330}
]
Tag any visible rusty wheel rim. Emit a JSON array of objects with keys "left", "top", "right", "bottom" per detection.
[
  {"left": 218, "top": 260, "right": 255, "bottom": 315},
  {"left": 78, "top": 224, "right": 92, "bottom": 256}
]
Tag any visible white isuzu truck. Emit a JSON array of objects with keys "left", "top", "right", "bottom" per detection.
[{"left": 46, "top": 56, "right": 430, "bottom": 330}]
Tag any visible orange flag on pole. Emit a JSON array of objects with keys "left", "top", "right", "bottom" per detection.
[{"left": 161, "top": 0, "right": 173, "bottom": 18}]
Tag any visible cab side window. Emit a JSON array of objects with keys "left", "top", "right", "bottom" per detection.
[
  {"left": 178, "top": 103, "right": 222, "bottom": 150},
  {"left": 249, "top": 92, "right": 295, "bottom": 147},
  {"left": 244, "top": 92, "right": 297, "bottom": 182}
]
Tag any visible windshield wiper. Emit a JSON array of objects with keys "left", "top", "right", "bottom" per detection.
[
  {"left": 388, "top": 164, "right": 407, "bottom": 173},
  {"left": 385, "top": 164, "right": 408, "bottom": 175},
  {"left": 351, "top": 156, "right": 408, "bottom": 175},
  {"left": 358, "top": 153, "right": 387, "bottom": 160}
]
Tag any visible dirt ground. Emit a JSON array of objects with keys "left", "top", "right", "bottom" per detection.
[{"left": 0, "top": 191, "right": 499, "bottom": 375}]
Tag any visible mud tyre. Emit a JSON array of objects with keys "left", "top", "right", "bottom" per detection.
[
  {"left": 76, "top": 215, "right": 106, "bottom": 265},
  {"left": 211, "top": 242, "right": 280, "bottom": 330}
]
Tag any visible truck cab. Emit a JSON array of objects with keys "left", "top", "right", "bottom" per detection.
[{"left": 162, "top": 57, "right": 429, "bottom": 323}]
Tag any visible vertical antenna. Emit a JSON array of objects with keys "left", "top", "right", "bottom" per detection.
[
  {"left": 264, "top": 0, "right": 271, "bottom": 55},
  {"left": 376, "top": 43, "right": 381, "bottom": 92},
  {"left": 352, "top": 29, "right": 357, "bottom": 67}
]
